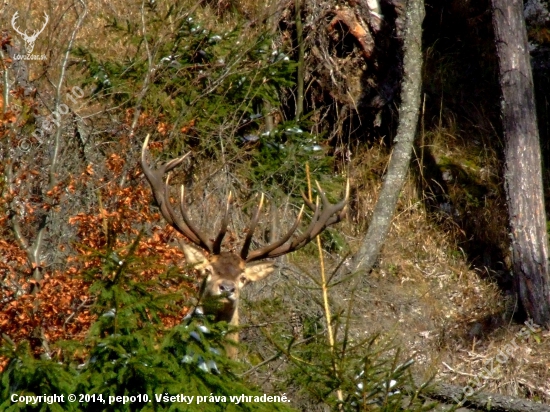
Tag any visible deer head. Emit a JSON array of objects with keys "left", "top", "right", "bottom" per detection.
[
  {"left": 11, "top": 12, "right": 49, "bottom": 54},
  {"left": 140, "top": 134, "right": 348, "bottom": 356}
]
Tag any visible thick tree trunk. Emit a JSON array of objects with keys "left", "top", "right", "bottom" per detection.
[
  {"left": 351, "top": 0, "right": 424, "bottom": 274},
  {"left": 492, "top": 0, "right": 550, "bottom": 325}
]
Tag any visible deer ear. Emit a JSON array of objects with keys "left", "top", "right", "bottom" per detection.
[
  {"left": 181, "top": 242, "right": 210, "bottom": 273},
  {"left": 242, "top": 261, "right": 275, "bottom": 285}
]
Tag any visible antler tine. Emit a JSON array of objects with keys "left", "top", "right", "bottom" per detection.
[
  {"left": 279, "top": 181, "right": 348, "bottom": 255},
  {"left": 163, "top": 174, "right": 199, "bottom": 245},
  {"left": 290, "top": 194, "right": 323, "bottom": 245},
  {"left": 140, "top": 134, "right": 213, "bottom": 252},
  {"left": 140, "top": 136, "right": 188, "bottom": 227},
  {"left": 141, "top": 134, "right": 188, "bottom": 173},
  {"left": 245, "top": 179, "right": 349, "bottom": 261},
  {"left": 247, "top": 197, "right": 319, "bottom": 260},
  {"left": 310, "top": 179, "right": 349, "bottom": 227},
  {"left": 240, "top": 193, "right": 265, "bottom": 259},
  {"left": 301, "top": 190, "right": 316, "bottom": 210},
  {"left": 212, "top": 191, "right": 232, "bottom": 254},
  {"left": 245, "top": 204, "right": 305, "bottom": 261},
  {"left": 179, "top": 186, "right": 213, "bottom": 251}
]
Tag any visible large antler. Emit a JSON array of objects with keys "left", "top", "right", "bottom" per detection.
[
  {"left": 140, "top": 135, "right": 349, "bottom": 260},
  {"left": 141, "top": 134, "right": 213, "bottom": 252},
  {"left": 244, "top": 180, "right": 349, "bottom": 262}
]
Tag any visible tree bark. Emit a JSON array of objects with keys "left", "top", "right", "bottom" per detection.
[
  {"left": 351, "top": 0, "right": 424, "bottom": 274},
  {"left": 492, "top": 0, "right": 550, "bottom": 325}
]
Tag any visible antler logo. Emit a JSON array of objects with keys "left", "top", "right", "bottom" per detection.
[{"left": 11, "top": 11, "right": 49, "bottom": 54}]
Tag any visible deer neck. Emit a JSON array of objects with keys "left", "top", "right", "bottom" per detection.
[{"left": 212, "top": 300, "right": 239, "bottom": 326}]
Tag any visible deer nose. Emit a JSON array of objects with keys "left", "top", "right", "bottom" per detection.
[{"left": 219, "top": 282, "right": 235, "bottom": 294}]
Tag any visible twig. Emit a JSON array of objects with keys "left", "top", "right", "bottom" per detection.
[{"left": 239, "top": 352, "right": 283, "bottom": 377}]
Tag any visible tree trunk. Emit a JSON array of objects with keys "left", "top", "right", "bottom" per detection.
[
  {"left": 492, "top": 0, "right": 550, "bottom": 325},
  {"left": 351, "top": 0, "right": 424, "bottom": 274}
]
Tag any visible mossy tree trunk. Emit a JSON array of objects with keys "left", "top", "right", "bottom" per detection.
[
  {"left": 351, "top": 0, "right": 425, "bottom": 274},
  {"left": 492, "top": 0, "right": 550, "bottom": 325}
]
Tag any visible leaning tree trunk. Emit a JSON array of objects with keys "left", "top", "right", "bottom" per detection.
[
  {"left": 351, "top": 0, "right": 424, "bottom": 274},
  {"left": 492, "top": 0, "right": 550, "bottom": 325}
]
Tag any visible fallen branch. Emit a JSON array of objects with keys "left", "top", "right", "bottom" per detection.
[{"left": 425, "top": 382, "right": 550, "bottom": 412}]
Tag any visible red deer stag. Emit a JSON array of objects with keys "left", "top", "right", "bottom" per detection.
[{"left": 140, "top": 134, "right": 349, "bottom": 357}]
